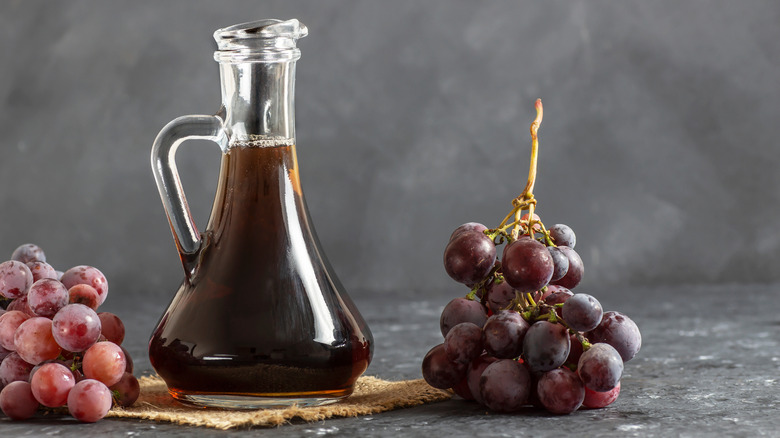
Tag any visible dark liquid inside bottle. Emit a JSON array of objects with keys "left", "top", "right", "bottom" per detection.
[{"left": 149, "top": 144, "right": 372, "bottom": 405}]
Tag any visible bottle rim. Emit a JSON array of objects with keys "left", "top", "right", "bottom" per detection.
[{"left": 213, "top": 19, "right": 307, "bottom": 63}]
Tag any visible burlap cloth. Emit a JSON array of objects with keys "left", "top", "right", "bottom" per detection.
[{"left": 106, "top": 376, "right": 452, "bottom": 430}]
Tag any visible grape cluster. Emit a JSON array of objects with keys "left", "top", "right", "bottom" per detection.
[
  {"left": 422, "top": 100, "right": 641, "bottom": 415},
  {"left": 0, "top": 244, "right": 139, "bottom": 422}
]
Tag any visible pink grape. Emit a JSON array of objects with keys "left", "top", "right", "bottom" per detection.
[
  {"left": 52, "top": 304, "right": 102, "bottom": 352},
  {"left": 0, "top": 381, "right": 39, "bottom": 420},
  {"left": 83, "top": 341, "right": 126, "bottom": 386},
  {"left": 0, "top": 260, "right": 33, "bottom": 299},
  {"left": 109, "top": 371, "right": 140, "bottom": 407},
  {"left": 68, "top": 284, "right": 100, "bottom": 310},
  {"left": 6, "top": 295, "right": 34, "bottom": 316},
  {"left": 27, "top": 279, "right": 69, "bottom": 318},
  {"left": 30, "top": 362, "right": 75, "bottom": 407},
  {"left": 98, "top": 312, "right": 125, "bottom": 345},
  {"left": 583, "top": 381, "right": 621, "bottom": 409},
  {"left": 67, "top": 379, "right": 112, "bottom": 422},
  {"left": 11, "top": 244, "right": 46, "bottom": 264},
  {"left": 61, "top": 266, "right": 108, "bottom": 306},
  {"left": 26, "top": 261, "right": 58, "bottom": 282},
  {"left": 0, "top": 310, "right": 30, "bottom": 350},
  {"left": 14, "top": 317, "right": 62, "bottom": 364},
  {"left": 0, "top": 352, "right": 34, "bottom": 385}
]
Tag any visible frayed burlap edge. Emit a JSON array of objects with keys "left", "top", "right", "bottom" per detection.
[{"left": 106, "top": 375, "right": 451, "bottom": 430}]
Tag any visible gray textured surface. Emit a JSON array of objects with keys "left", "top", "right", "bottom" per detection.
[
  {"left": 3, "top": 284, "right": 780, "bottom": 436},
  {"left": 0, "top": 1, "right": 779, "bottom": 295}
]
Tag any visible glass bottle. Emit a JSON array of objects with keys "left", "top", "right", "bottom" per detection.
[{"left": 148, "top": 19, "right": 373, "bottom": 409}]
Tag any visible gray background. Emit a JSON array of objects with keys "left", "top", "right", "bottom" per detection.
[{"left": 1, "top": 1, "right": 778, "bottom": 301}]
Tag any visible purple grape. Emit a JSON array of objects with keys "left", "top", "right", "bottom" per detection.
[
  {"left": 0, "top": 352, "right": 34, "bottom": 385},
  {"left": 583, "top": 381, "right": 621, "bottom": 409},
  {"left": 479, "top": 359, "right": 531, "bottom": 412},
  {"left": 550, "top": 247, "right": 583, "bottom": 289},
  {"left": 52, "top": 304, "right": 102, "bottom": 352},
  {"left": 98, "top": 312, "right": 125, "bottom": 345},
  {"left": 541, "top": 284, "right": 572, "bottom": 303},
  {"left": 562, "top": 293, "right": 603, "bottom": 332},
  {"left": 0, "top": 261, "right": 33, "bottom": 299},
  {"left": 11, "top": 244, "right": 46, "bottom": 264},
  {"left": 449, "top": 222, "right": 488, "bottom": 241},
  {"left": 501, "top": 239, "right": 553, "bottom": 292},
  {"left": 0, "top": 381, "right": 39, "bottom": 420},
  {"left": 68, "top": 379, "right": 112, "bottom": 422},
  {"left": 27, "top": 279, "right": 69, "bottom": 318},
  {"left": 549, "top": 224, "right": 576, "bottom": 248},
  {"left": 577, "top": 343, "right": 623, "bottom": 392},
  {"left": 421, "top": 344, "right": 467, "bottom": 389},
  {"left": 452, "top": 375, "right": 473, "bottom": 400},
  {"left": 485, "top": 280, "right": 516, "bottom": 313},
  {"left": 587, "top": 311, "right": 641, "bottom": 362},
  {"left": 444, "top": 322, "right": 483, "bottom": 364},
  {"left": 443, "top": 231, "right": 497, "bottom": 285},
  {"left": 26, "top": 262, "right": 58, "bottom": 282},
  {"left": 565, "top": 333, "right": 585, "bottom": 368},
  {"left": 109, "top": 371, "right": 140, "bottom": 407},
  {"left": 60, "top": 266, "right": 109, "bottom": 306},
  {"left": 482, "top": 311, "right": 529, "bottom": 359},
  {"left": 547, "top": 246, "right": 569, "bottom": 282},
  {"left": 467, "top": 353, "right": 499, "bottom": 405},
  {"left": 523, "top": 320, "right": 571, "bottom": 373},
  {"left": 439, "top": 297, "right": 487, "bottom": 337},
  {"left": 537, "top": 367, "right": 585, "bottom": 414}
]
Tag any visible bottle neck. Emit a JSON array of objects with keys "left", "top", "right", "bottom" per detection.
[{"left": 219, "top": 60, "right": 297, "bottom": 147}]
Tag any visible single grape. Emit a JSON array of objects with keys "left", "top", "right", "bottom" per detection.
[
  {"left": 121, "top": 345, "right": 134, "bottom": 374},
  {"left": 0, "top": 352, "right": 34, "bottom": 385},
  {"left": 565, "top": 334, "right": 585, "bottom": 369},
  {"left": 83, "top": 341, "right": 127, "bottom": 387},
  {"left": 421, "top": 344, "right": 467, "bottom": 389},
  {"left": 6, "top": 295, "right": 34, "bottom": 316},
  {"left": 540, "top": 284, "right": 571, "bottom": 302},
  {"left": 0, "top": 261, "right": 34, "bottom": 299},
  {"left": 30, "top": 362, "right": 75, "bottom": 407},
  {"left": 60, "top": 266, "right": 108, "bottom": 306},
  {"left": 11, "top": 244, "right": 46, "bottom": 264},
  {"left": 583, "top": 381, "right": 621, "bottom": 409},
  {"left": 108, "top": 371, "right": 140, "bottom": 407},
  {"left": 549, "top": 224, "right": 576, "bottom": 248},
  {"left": 578, "top": 343, "right": 623, "bottom": 392},
  {"left": 439, "top": 297, "right": 487, "bottom": 337},
  {"left": 501, "top": 239, "right": 553, "bottom": 293},
  {"left": 67, "top": 379, "right": 113, "bottom": 422},
  {"left": 14, "top": 317, "right": 61, "bottom": 365},
  {"left": 537, "top": 367, "right": 585, "bottom": 414},
  {"left": 485, "top": 280, "right": 516, "bottom": 313},
  {"left": 547, "top": 246, "right": 569, "bottom": 282},
  {"left": 0, "top": 381, "right": 39, "bottom": 420},
  {"left": 550, "top": 246, "right": 583, "bottom": 289},
  {"left": 466, "top": 353, "right": 499, "bottom": 405},
  {"left": 587, "top": 311, "right": 642, "bottom": 362},
  {"left": 0, "top": 310, "right": 30, "bottom": 350},
  {"left": 562, "top": 293, "right": 603, "bottom": 332},
  {"left": 27, "top": 279, "right": 69, "bottom": 318},
  {"left": 68, "top": 284, "right": 100, "bottom": 310},
  {"left": 444, "top": 322, "right": 483, "bottom": 364},
  {"left": 449, "top": 222, "right": 488, "bottom": 241},
  {"left": 98, "top": 312, "right": 125, "bottom": 345},
  {"left": 522, "top": 320, "right": 571, "bottom": 373},
  {"left": 443, "top": 231, "right": 497, "bottom": 285},
  {"left": 479, "top": 359, "right": 531, "bottom": 412},
  {"left": 482, "top": 311, "right": 529, "bottom": 359},
  {"left": 520, "top": 213, "right": 542, "bottom": 232},
  {"left": 52, "top": 304, "right": 102, "bottom": 352},
  {"left": 26, "top": 262, "right": 58, "bottom": 282}
]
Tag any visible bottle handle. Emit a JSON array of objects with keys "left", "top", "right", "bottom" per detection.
[{"left": 151, "top": 114, "right": 228, "bottom": 277}]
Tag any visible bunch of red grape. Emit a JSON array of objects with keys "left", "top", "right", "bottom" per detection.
[
  {"left": 0, "top": 244, "right": 139, "bottom": 422},
  {"left": 422, "top": 100, "right": 641, "bottom": 414}
]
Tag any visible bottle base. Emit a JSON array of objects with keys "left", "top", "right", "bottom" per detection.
[{"left": 168, "top": 387, "right": 353, "bottom": 410}]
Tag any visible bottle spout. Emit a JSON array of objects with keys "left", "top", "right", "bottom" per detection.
[{"left": 214, "top": 19, "right": 308, "bottom": 62}]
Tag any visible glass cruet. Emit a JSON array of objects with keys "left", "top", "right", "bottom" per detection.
[{"left": 148, "top": 19, "right": 373, "bottom": 409}]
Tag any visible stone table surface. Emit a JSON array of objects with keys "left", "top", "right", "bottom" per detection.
[{"left": 1, "top": 283, "right": 778, "bottom": 437}]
